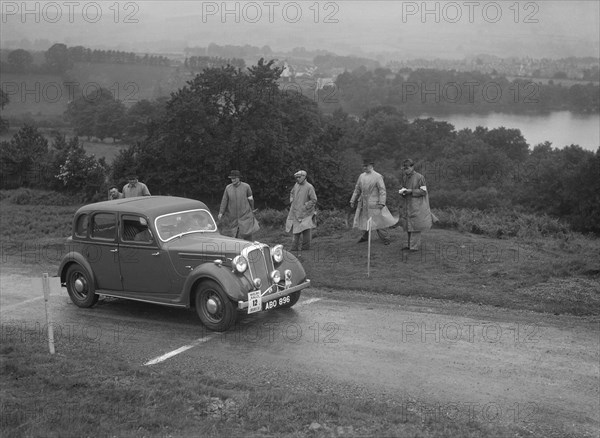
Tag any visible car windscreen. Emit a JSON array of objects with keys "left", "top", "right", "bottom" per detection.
[{"left": 155, "top": 209, "right": 217, "bottom": 241}]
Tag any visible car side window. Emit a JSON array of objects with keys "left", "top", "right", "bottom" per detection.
[
  {"left": 74, "top": 214, "right": 88, "bottom": 238},
  {"left": 91, "top": 213, "right": 116, "bottom": 240},
  {"left": 122, "top": 215, "right": 154, "bottom": 244}
]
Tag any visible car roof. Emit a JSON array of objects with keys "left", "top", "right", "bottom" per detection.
[{"left": 75, "top": 196, "right": 210, "bottom": 218}]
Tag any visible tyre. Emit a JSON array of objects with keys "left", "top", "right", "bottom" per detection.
[
  {"left": 278, "top": 291, "right": 301, "bottom": 309},
  {"left": 65, "top": 264, "right": 98, "bottom": 308},
  {"left": 195, "top": 280, "right": 237, "bottom": 332}
]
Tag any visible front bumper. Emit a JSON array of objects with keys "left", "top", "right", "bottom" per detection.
[{"left": 237, "top": 279, "right": 311, "bottom": 310}]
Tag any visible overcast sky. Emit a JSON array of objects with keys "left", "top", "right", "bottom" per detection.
[{"left": 2, "top": 1, "right": 599, "bottom": 59}]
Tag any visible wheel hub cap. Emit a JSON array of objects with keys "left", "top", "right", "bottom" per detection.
[
  {"left": 206, "top": 297, "right": 219, "bottom": 314},
  {"left": 74, "top": 278, "right": 86, "bottom": 293}
]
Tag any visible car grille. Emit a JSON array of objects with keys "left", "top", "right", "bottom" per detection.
[{"left": 246, "top": 245, "right": 275, "bottom": 294}]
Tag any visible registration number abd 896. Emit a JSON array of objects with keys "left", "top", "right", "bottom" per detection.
[
  {"left": 264, "top": 295, "right": 290, "bottom": 310},
  {"left": 246, "top": 291, "right": 291, "bottom": 314}
]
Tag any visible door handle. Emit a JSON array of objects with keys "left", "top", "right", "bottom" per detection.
[
  {"left": 110, "top": 249, "right": 118, "bottom": 253},
  {"left": 152, "top": 252, "right": 160, "bottom": 256}
]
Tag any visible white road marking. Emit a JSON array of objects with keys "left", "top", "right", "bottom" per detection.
[
  {"left": 0, "top": 293, "right": 63, "bottom": 311},
  {"left": 300, "top": 298, "right": 322, "bottom": 306},
  {"left": 144, "top": 335, "right": 218, "bottom": 366},
  {"left": 144, "top": 298, "right": 321, "bottom": 365}
]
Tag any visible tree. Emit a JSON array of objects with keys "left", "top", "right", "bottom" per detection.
[
  {"left": 65, "top": 88, "right": 127, "bottom": 141},
  {"left": 476, "top": 127, "right": 530, "bottom": 162},
  {"left": 45, "top": 43, "right": 72, "bottom": 73},
  {"left": 7, "top": 49, "right": 33, "bottom": 72},
  {"left": 122, "top": 98, "right": 168, "bottom": 142},
  {"left": 55, "top": 138, "right": 107, "bottom": 198},
  {"left": 126, "top": 59, "right": 350, "bottom": 207},
  {"left": 0, "top": 89, "right": 9, "bottom": 133},
  {"left": 0, "top": 125, "right": 49, "bottom": 188}
]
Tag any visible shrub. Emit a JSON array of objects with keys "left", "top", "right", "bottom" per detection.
[
  {"left": 432, "top": 207, "right": 573, "bottom": 240},
  {"left": 256, "top": 208, "right": 288, "bottom": 228},
  {"left": 10, "top": 188, "right": 32, "bottom": 205},
  {"left": 6, "top": 188, "right": 80, "bottom": 206}
]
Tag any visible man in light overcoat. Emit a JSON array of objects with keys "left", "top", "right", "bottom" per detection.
[
  {"left": 286, "top": 170, "right": 317, "bottom": 251},
  {"left": 350, "top": 160, "right": 398, "bottom": 245}
]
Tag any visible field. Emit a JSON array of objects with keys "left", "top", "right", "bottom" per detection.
[
  {"left": 0, "top": 126, "right": 128, "bottom": 164},
  {"left": 1, "top": 190, "right": 598, "bottom": 437},
  {"left": 0, "top": 62, "right": 184, "bottom": 125}
]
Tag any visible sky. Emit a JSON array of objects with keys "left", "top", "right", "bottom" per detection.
[{"left": 1, "top": 1, "right": 599, "bottom": 60}]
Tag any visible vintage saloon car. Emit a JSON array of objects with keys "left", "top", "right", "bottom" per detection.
[{"left": 58, "top": 196, "right": 311, "bottom": 331}]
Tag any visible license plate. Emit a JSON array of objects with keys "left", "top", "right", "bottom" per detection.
[
  {"left": 263, "top": 294, "right": 291, "bottom": 310},
  {"left": 247, "top": 291, "right": 262, "bottom": 314}
]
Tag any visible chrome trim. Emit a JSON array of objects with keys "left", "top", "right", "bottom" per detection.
[
  {"left": 241, "top": 243, "right": 269, "bottom": 280},
  {"left": 97, "top": 293, "right": 188, "bottom": 308},
  {"left": 237, "top": 279, "right": 311, "bottom": 309}
]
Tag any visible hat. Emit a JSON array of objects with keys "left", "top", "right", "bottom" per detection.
[
  {"left": 362, "top": 159, "right": 374, "bottom": 166},
  {"left": 228, "top": 170, "right": 242, "bottom": 179},
  {"left": 294, "top": 170, "right": 307, "bottom": 178}
]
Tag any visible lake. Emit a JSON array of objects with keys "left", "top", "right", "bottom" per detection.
[{"left": 416, "top": 111, "right": 599, "bottom": 152}]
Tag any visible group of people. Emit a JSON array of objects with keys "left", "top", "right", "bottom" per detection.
[
  {"left": 217, "top": 169, "right": 317, "bottom": 251},
  {"left": 219, "top": 158, "right": 434, "bottom": 253},
  {"left": 108, "top": 175, "right": 151, "bottom": 200},
  {"left": 351, "top": 159, "right": 434, "bottom": 251},
  {"left": 108, "top": 160, "right": 434, "bottom": 252}
]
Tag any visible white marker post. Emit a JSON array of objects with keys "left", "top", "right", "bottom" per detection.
[
  {"left": 42, "top": 273, "right": 55, "bottom": 355},
  {"left": 367, "top": 217, "right": 372, "bottom": 277}
]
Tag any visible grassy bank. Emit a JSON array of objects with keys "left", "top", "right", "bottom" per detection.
[
  {"left": 1, "top": 189, "right": 598, "bottom": 316},
  {"left": 0, "top": 330, "right": 533, "bottom": 438}
]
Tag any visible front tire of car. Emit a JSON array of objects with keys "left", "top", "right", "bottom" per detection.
[
  {"left": 65, "top": 264, "right": 99, "bottom": 308},
  {"left": 279, "top": 291, "right": 301, "bottom": 308},
  {"left": 195, "top": 280, "right": 237, "bottom": 332}
]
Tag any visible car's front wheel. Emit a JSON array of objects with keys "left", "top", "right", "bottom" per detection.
[
  {"left": 65, "top": 264, "right": 99, "bottom": 308},
  {"left": 195, "top": 280, "right": 237, "bottom": 332}
]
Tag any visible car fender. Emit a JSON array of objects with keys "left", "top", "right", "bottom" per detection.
[
  {"left": 277, "top": 250, "right": 307, "bottom": 286},
  {"left": 182, "top": 263, "right": 248, "bottom": 305},
  {"left": 58, "top": 252, "right": 95, "bottom": 286}
]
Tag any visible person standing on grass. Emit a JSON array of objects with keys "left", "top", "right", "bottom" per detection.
[
  {"left": 286, "top": 170, "right": 317, "bottom": 252},
  {"left": 350, "top": 159, "right": 397, "bottom": 245},
  {"left": 122, "top": 174, "right": 151, "bottom": 198},
  {"left": 218, "top": 170, "right": 259, "bottom": 241},
  {"left": 399, "top": 158, "right": 433, "bottom": 251}
]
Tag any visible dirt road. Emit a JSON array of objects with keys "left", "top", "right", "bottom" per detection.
[{"left": 1, "top": 268, "right": 598, "bottom": 437}]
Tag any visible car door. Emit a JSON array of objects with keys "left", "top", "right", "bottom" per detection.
[
  {"left": 118, "top": 214, "right": 172, "bottom": 296},
  {"left": 88, "top": 212, "right": 122, "bottom": 291}
]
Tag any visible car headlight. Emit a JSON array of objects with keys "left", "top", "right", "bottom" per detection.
[
  {"left": 272, "top": 244, "right": 284, "bottom": 264},
  {"left": 270, "top": 270, "right": 281, "bottom": 284},
  {"left": 233, "top": 255, "right": 248, "bottom": 273}
]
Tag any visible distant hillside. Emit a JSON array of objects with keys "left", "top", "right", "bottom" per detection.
[{"left": 1, "top": 62, "right": 189, "bottom": 123}]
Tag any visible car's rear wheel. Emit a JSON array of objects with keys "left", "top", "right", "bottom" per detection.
[
  {"left": 278, "top": 291, "right": 301, "bottom": 308},
  {"left": 195, "top": 280, "right": 237, "bottom": 332},
  {"left": 65, "top": 264, "right": 98, "bottom": 308}
]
